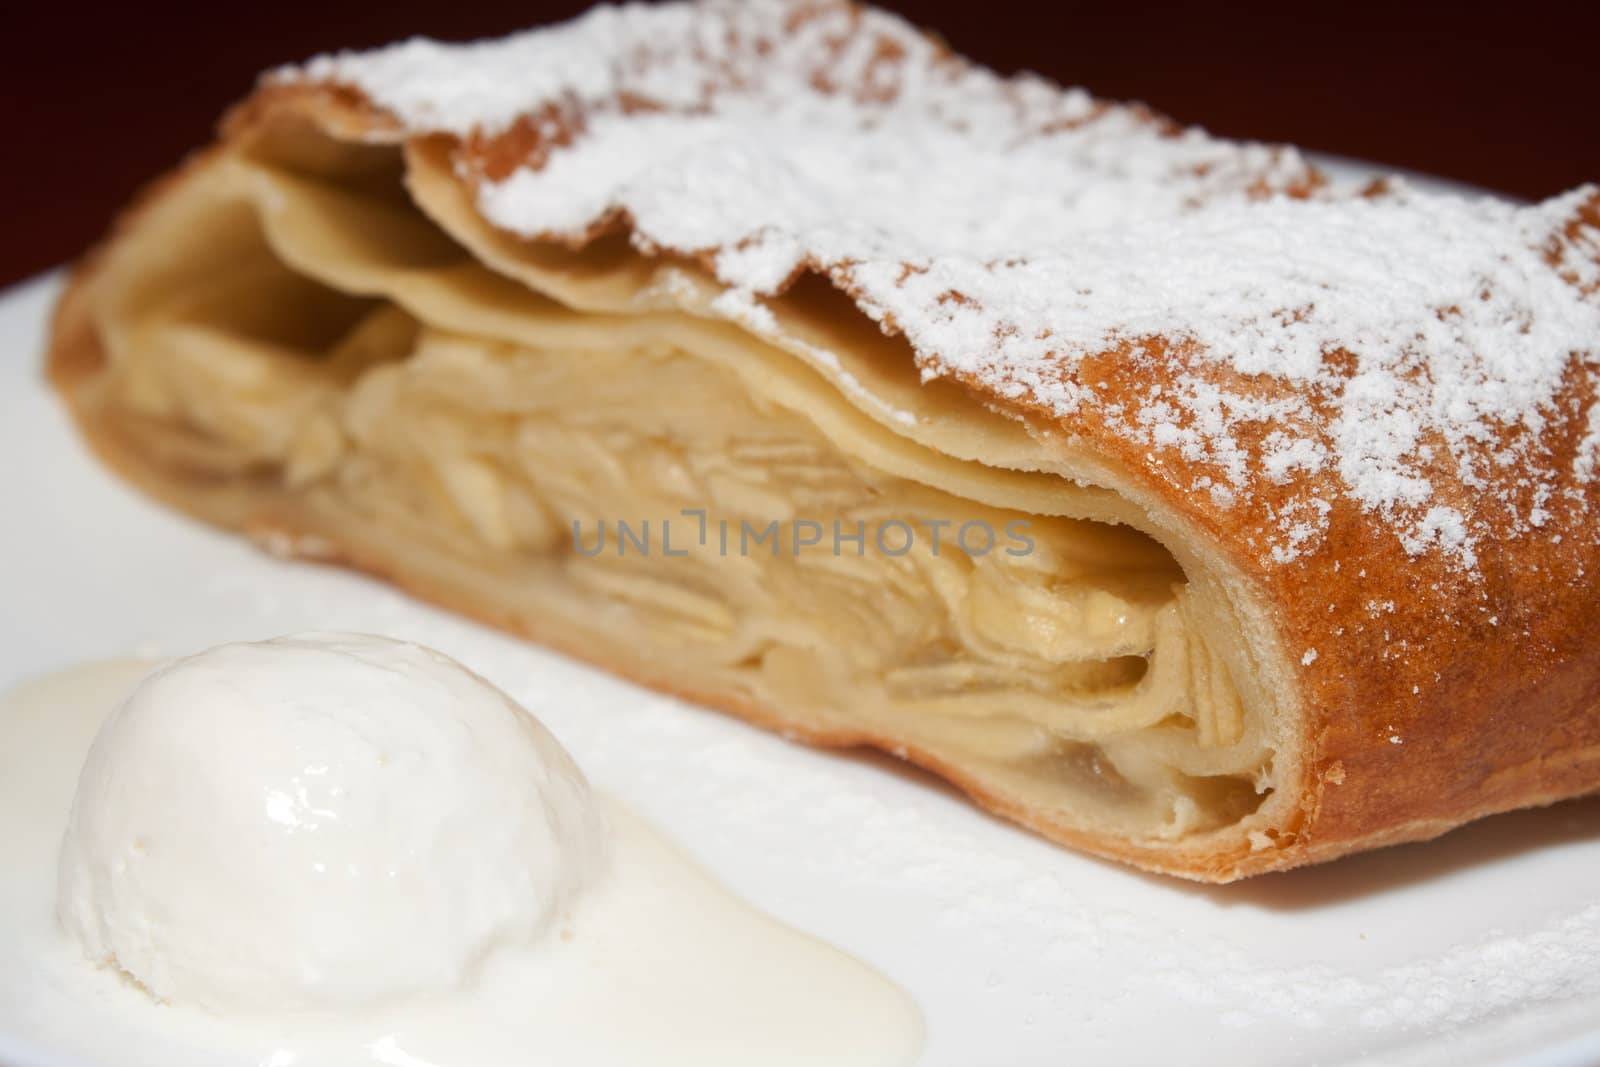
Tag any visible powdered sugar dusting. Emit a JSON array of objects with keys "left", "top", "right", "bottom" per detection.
[
  {"left": 288, "top": 0, "right": 1600, "bottom": 569},
  {"left": 1577, "top": 402, "right": 1600, "bottom": 485}
]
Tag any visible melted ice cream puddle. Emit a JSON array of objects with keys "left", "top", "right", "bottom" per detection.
[{"left": 0, "top": 638, "right": 922, "bottom": 1067}]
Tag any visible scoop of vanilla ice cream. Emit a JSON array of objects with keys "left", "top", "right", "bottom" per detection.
[{"left": 56, "top": 633, "right": 607, "bottom": 1013}]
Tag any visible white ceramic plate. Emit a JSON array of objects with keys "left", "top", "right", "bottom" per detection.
[{"left": 1, "top": 163, "right": 1597, "bottom": 1067}]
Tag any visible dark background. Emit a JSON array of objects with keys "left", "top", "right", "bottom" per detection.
[{"left": 3, "top": 1, "right": 1595, "bottom": 287}]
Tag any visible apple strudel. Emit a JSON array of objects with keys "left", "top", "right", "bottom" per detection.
[{"left": 46, "top": 0, "right": 1600, "bottom": 880}]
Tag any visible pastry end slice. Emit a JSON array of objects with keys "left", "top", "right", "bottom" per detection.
[{"left": 46, "top": 0, "right": 1600, "bottom": 880}]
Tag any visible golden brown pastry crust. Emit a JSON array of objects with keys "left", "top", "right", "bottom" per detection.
[{"left": 46, "top": 17, "right": 1600, "bottom": 881}]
